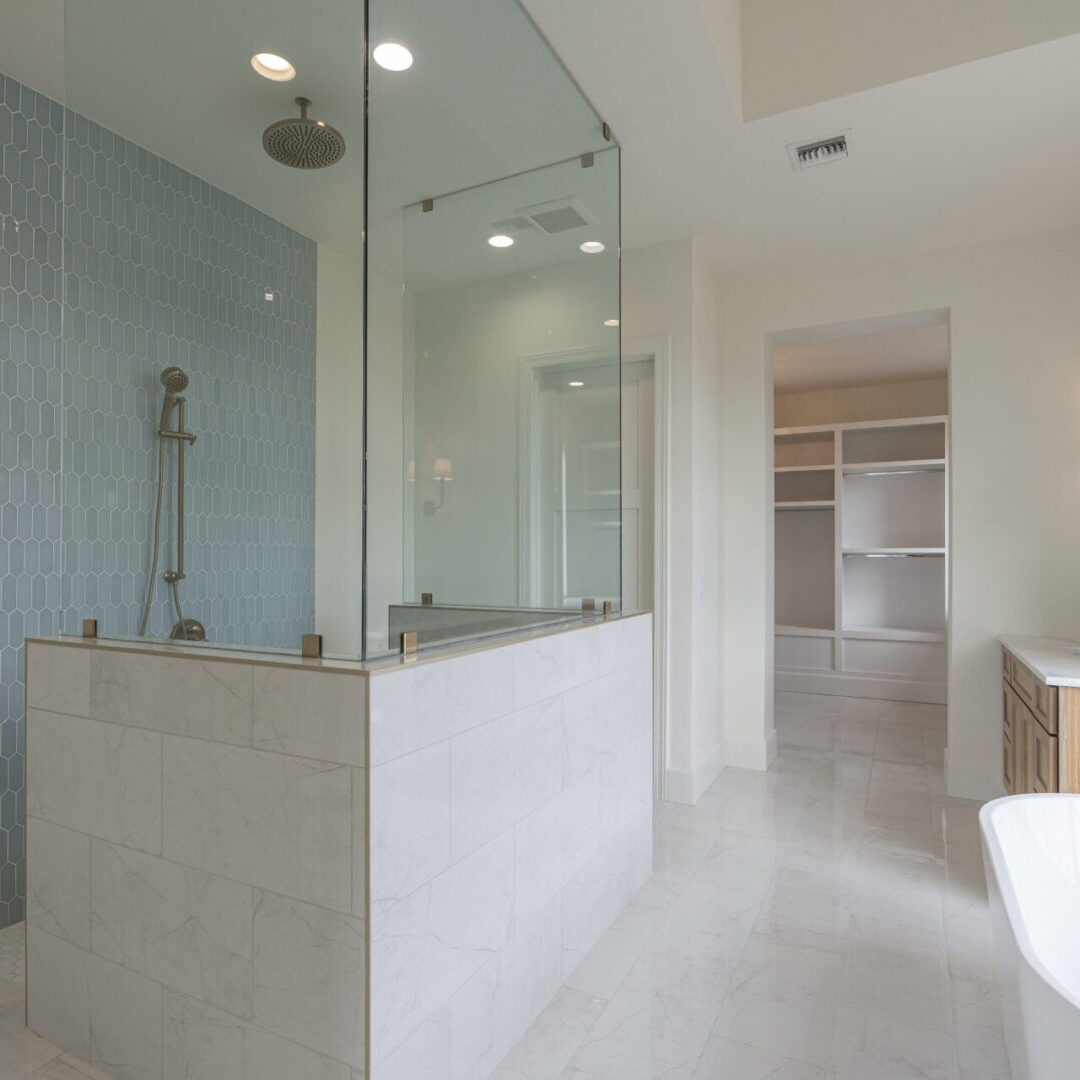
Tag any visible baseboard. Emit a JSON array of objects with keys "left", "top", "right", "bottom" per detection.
[
  {"left": 776, "top": 669, "right": 946, "bottom": 704},
  {"left": 723, "top": 731, "right": 775, "bottom": 772},
  {"left": 945, "top": 747, "right": 1004, "bottom": 803},
  {"left": 665, "top": 740, "right": 725, "bottom": 805}
]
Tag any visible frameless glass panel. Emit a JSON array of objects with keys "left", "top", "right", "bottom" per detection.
[
  {"left": 59, "top": 0, "right": 366, "bottom": 657},
  {"left": 365, "top": 0, "right": 622, "bottom": 657}
]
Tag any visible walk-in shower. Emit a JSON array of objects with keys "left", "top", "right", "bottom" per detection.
[
  {"left": 49, "top": 0, "right": 619, "bottom": 661},
  {"left": 137, "top": 367, "right": 205, "bottom": 642}
]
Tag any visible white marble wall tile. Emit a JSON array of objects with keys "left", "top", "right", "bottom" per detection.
[
  {"left": 509, "top": 627, "right": 600, "bottom": 712},
  {"left": 596, "top": 614, "right": 651, "bottom": 677},
  {"left": 369, "top": 741, "right": 450, "bottom": 905},
  {"left": 371, "top": 830, "right": 515, "bottom": 1060},
  {"left": 28, "top": 710, "right": 162, "bottom": 854},
  {"left": 85, "top": 950, "right": 163, "bottom": 1080},
  {"left": 352, "top": 768, "right": 368, "bottom": 918},
  {"left": 90, "top": 650, "right": 254, "bottom": 747},
  {"left": 368, "top": 650, "right": 514, "bottom": 766},
  {"left": 27, "top": 644, "right": 91, "bottom": 718},
  {"left": 253, "top": 668, "right": 366, "bottom": 766},
  {"left": 253, "top": 890, "right": 366, "bottom": 1070},
  {"left": 450, "top": 696, "right": 563, "bottom": 860},
  {"left": 27, "top": 927, "right": 91, "bottom": 1061},
  {"left": 562, "top": 811, "right": 653, "bottom": 980},
  {"left": 162, "top": 738, "right": 352, "bottom": 911},
  {"left": 163, "top": 990, "right": 350, "bottom": 1080},
  {"left": 513, "top": 771, "right": 604, "bottom": 932},
  {"left": 450, "top": 898, "right": 563, "bottom": 1080},
  {"left": 28, "top": 817, "right": 91, "bottom": 949},
  {"left": 90, "top": 839, "right": 254, "bottom": 1018},
  {"left": 368, "top": 1004, "right": 450, "bottom": 1080}
]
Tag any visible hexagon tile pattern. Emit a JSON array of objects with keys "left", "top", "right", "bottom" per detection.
[{"left": 0, "top": 70, "right": 318, "bottom": 929}]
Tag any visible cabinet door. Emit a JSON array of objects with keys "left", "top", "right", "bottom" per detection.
[
  {"left": 1003, "top": 684, "right": 1016, "bottom": 793},
  {"left": 1029, "top": 718, "right": 1059, "bottom": 793}
]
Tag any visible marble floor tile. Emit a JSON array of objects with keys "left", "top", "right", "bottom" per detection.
[
  {"left": 0, "top": 692, "right": 1006, "bottom": 1080},
  {"left": 493, "top": 693, "right": 1008, "bottom": 1080}
]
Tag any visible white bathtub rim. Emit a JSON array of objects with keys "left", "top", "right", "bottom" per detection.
[{"left": 980, "top": 793, "right": 1080, "bottom": 1014}]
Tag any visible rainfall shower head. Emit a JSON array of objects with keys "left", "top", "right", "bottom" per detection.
[
  {"left": 263, "top": 97, "right": 346, "bottom": 170},
  {"left": 160, "top": 367, "right": 189, "bottom": 395}
]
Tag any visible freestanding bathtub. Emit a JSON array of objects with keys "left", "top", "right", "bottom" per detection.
[{"left": 980, "top": 794, "right": 1080, "bottom": 1080}]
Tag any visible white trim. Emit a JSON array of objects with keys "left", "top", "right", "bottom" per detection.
[
  {"left": 723, "top": 731, "right": 777, "bottom": 771},
  {"left": 517, "top": 345, "right": 614, "bottom": 607},
  {"left": 774, "top": 414, "right": 949, "bottom": 436},
  {"left": 665, "top": 740, "right": 724, "bottom": 805},
  {"left": 775, "top": 668, "right": 947, "bottom": 704},
  {"left": 945, "top": 747, "right": 1003, "bottom": 802},
  {"left": 624, "top": 334, "right": 673, "bottom": 804}
]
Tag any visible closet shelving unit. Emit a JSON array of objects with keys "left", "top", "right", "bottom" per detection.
[{"left": 774, "top": 415, "right": 948, "bottom": 702}]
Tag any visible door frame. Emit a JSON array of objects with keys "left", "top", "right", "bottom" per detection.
[{"left": 517, "top": 335, "right": 673, "bottom": 801}]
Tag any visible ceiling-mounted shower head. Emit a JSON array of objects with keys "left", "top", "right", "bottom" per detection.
[
  {"left": 263, "top": 97, "right": 346, "bottom": 170},
  {"left": 160, "top": 367, "right": 189, "bottom": 395}
]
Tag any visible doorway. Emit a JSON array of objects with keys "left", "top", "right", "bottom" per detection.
[{"left": 769, "top": 310, "right": 951, "bottom": 706}]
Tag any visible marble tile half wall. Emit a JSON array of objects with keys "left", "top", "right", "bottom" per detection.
[
  {"left": 24, "top": 640, "right": 369, "bottom": 1080},
  {"left": 368, "top": 613, "right": 654, "bottom": 1080},
  {"left": 24, "top": 612, "right": 654, "bottom": 1080}
]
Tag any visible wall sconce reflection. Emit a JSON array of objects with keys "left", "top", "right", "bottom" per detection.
[{"left": 423, "top": 457, "right": 454, "bottom": 516}]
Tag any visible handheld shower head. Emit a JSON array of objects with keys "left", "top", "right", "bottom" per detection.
[{"left": 160, "top": 367, "right": 189, "bottom": 395}]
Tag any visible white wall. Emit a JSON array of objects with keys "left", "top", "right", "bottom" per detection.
[
  {"left": 410, "top": 256, "right": 617, "bottom": 608},
  {"left": 623, "top": 240, "right": 726, "bottom": 801},
  {"left": 718, "top": 224, "right": 1080, "bottom": 800}
]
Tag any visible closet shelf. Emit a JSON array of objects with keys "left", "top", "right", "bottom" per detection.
[
  {"left": 775, "top": 500, "right": 835, "bottom": 510},
  {"left": 775, "top": 464, "right": 835, "bottom": 474},
  {"left": 842, "top": 625, "right": 945, "bottom": 643},
  {"left": 842, "top": 547, "right": 945, "bottom": 557},
  {"left": 842, "top": 458, "right": 946, "bottom": 475},
  {"left": 775, "top": 624, "right": 835, "bottom": 638}
]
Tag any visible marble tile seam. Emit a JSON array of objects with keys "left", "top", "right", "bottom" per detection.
[
  {"left": 27, "top": 922, "right": 364, "bottom": 1077},
  {"left": 29, "top": 703, "right": 371, "bottom": 770},
  {"left": 27, "top": 811, "right": 368, "bottom": 928},
  {"left": 368, "top": 675, "right": 648, "bottom": 771}
]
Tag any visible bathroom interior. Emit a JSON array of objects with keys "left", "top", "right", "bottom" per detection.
[{"left": 7, "top": 0, "right": 1080, "bottom": 1078}]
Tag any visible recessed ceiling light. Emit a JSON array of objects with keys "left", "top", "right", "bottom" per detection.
[
  {"left": 603, "top": 318, "right": 619, "bottom": 327},
  {"left": 487, "top": 234, "right": 514, "bottom": 249},
  {"left": 568, "top": 380, "right": 585, "bottom": 388},
  {"left": 373, "top": 41, "right": 414, "bottom": 71},
  {"left": 251, "top": 53, "right": 296, "bottom": 81},
  {"left": 580, "top": 241, "right": 605, "bottom": 254}
]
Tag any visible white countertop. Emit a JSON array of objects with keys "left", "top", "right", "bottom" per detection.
[{"left": 1001, "top": 635, "right": 1080, "bottom": 687}]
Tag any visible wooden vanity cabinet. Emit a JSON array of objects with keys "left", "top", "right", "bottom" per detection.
[{"left": 1002, "top": 646, "right": 1079, "bottom": 793}]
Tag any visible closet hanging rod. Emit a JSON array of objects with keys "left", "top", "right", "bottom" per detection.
[{"left": 842, "top": 552, "right": 943, "bottom": 558}]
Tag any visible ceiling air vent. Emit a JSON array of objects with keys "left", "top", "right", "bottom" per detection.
[
  {"left": 787, "top": 131, "right": 850, "bottom": 171},
  {"left": 519, "top": 197, "right": 592, "bottom": 235}
]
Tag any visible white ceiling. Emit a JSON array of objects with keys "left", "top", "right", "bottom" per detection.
[
  {"left": 519, "top": 0, "right": 1080, "bottom": 272},
  {"left": 5, "top": 0, "right": 1080, "bottom": 280},
  {"left": 0, "top": 0, "right": 607, "bottom": 272},
  {"left": 740, "top": 0, "right": 1080, "bottom": 120},
  {"left": 773, "top": 322, "right": 949, "bottom": 393}
]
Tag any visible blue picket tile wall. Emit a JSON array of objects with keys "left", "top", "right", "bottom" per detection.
[
  {"left": 0, "top": 69, "right": 318, "bottom": 928},
  {"left": 0, "top": 73, "right": 64, "bottom": 927},
  {"left": 60, "top": 108, "right": 317, "bottom": 647}
]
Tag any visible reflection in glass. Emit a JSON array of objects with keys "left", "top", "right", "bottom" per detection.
[{"left": 51, "top": 0, "right": 620, "bottom": 660}]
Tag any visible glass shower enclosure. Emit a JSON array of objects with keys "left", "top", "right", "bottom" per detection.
[{"left": 55, "top": 0, "right": 621, "bottom": 661}]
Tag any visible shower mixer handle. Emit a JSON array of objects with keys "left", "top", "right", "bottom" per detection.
[{"left": 159, "top": 429, "right": 196, "bottom": 443}]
